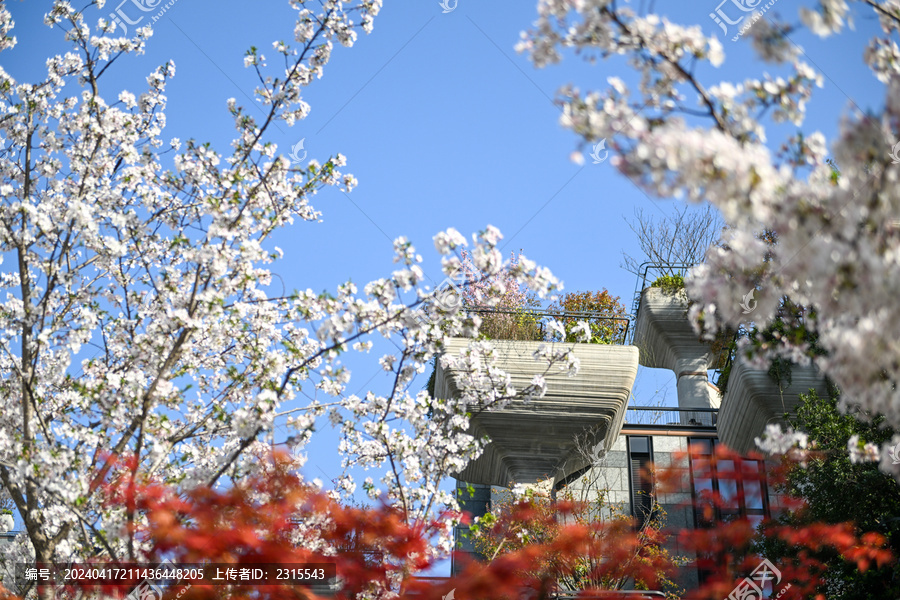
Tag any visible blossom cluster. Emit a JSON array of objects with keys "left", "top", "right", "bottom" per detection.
[
  {"left": 0, "top": 0, "right": 567, "bottom": 572},
  {"left": 520, "top": 0, "right": 900, "bottom": 479}
]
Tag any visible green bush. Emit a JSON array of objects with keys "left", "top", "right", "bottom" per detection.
[
  {"left": 649, "top": 274, "right": 685, "bottom": 293},
  {"left": 753, "top": 389, "right": 900, "bottom": 599},
  {"left": 547, "top": 289, "right": 629, "bottom": 345}
]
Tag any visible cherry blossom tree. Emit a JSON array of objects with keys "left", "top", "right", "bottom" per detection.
[
  {"left": 0, "top": 0, "right": 574, "bottom": 583},
  {"left": 519, "top": 0, "right": 900, "bottom": 477}
]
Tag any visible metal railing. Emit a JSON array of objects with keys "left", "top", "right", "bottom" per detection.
[
  {"left": 628, "top": 262, "right": 696, "bottom": 344},
  {"left": 463, "top": 306, "right": 632, "bottom": 346},
  {"left": 625, "top": 405, "right": 718, "bottom": 427},
  {"left": 0, "top": 531, "right": 18, "bottom": 543}
]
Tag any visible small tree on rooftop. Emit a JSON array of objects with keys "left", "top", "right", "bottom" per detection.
[
  {"left": 424, "top": 249, "right": 543, "bottom": 398},
  {"left": 459, "top": 249, "right": 542, "bottom": 342},
  {"left": 621, "top": 204, "right": 725, "bottom": 278},
  {"left": 547, "top": 290, "right": 628, "bottom": 344}
]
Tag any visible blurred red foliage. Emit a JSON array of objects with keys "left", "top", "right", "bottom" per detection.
[{"left": 0, "top": 446, "right": 893, "bottom": 600}]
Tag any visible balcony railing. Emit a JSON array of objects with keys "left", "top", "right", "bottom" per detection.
[
  {"left": 462, "top": 306, "right": 632, "bottom": 346},
  {"left": 624, "top": 405, "right": 718, "bottom": 427}
]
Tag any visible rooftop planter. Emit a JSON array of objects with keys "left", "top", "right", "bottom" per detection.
[
  {"left": 717, "top": 355, "right": 828, "bottom": 454},
  {"left": 631, "top": 285, "right": 722, "bottom": 417},
  {"left": 435, "top": 337, "right": 639, "bottom": 487},
  {"left": 0, "top": 511, "right": 12, "bottom": 533},
  {"left": 632, "top": 285, "right": 714, "bottom": 372}
]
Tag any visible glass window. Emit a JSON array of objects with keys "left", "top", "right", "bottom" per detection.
[
  {"left": 744, "top": 480, "right": 764, "bottom": 510},
  {"left": 719, "top": 479, "right": 739, "bottom": 509},
  {"left": 688, "top": 438, "right": 769, "bottom": 527},
  {"left": 690, "top": 438, "right": 713, "bottom": 455},
  {"left": 693, "top": 477, "right": 713, "bottom": 495},
  {"left": 629, "top": 436, "right": 650, "bottom": 454},
  {"left": 689, "top": 439, "right": 770, "bottom": 585},
  {"left": 747, "top": 513, "right": 765, "bottom": 531},
  {"left": 627, "top": 436, "right": 653, "bottom": 525}
]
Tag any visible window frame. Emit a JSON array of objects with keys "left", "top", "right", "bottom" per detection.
[
  {"left": 626, "top": 435, "right": 655, "bottom": 525},
  {"left": 687, "top": 437, "right": 769, "bottom": 528}
]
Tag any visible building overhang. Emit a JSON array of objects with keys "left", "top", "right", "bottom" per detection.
[
  {"left": 435, "top": 338, "right": 639, "bottom": 487},
  {"left": 717, "top": 358, "right": 828, "bottom": 454}
]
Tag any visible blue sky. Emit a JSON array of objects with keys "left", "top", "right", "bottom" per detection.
[{"left": 2, "top": 0, "right": 888, "bottom": 571}]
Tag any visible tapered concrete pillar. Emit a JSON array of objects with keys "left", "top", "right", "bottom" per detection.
[
  {"left": 436, "top": 338, "right": 639, "bottom": 487},
  {"left": 632, "top": 288, "right": 720, "bottom": 424}
]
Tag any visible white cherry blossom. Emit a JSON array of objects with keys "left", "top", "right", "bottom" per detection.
[
  {"left": 0, "top": 0, "right": 567, "bottom": 574},
  {"left": 522, "top": 0, "right": 900, "bottom": 480}
]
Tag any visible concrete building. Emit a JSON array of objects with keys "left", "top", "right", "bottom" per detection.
[{"left": 441, "top": 267, "right": 824, "bottom": 587}]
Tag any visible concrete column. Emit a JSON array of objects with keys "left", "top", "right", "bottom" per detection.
[{"left": 632, "top": 288, "right": 720, "bottom": 423}]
